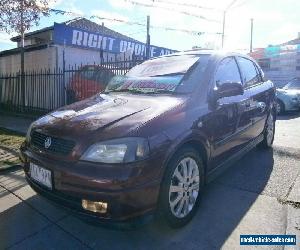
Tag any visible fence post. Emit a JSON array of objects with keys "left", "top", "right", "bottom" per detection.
[
  {"left": 21, "top": 68, "right": 25, "bottom": 112},
  {"left": 62, "top": 48, "right": 66, "bottom": 106},
  {"left": 0, "top": 74, "right": 2, "bottom": 109}
]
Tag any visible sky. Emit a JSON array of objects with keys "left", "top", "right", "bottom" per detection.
[{"left": 0, "top": 0, "right": 299, "bottom": 53}]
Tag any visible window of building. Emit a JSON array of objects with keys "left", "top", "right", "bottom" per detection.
[
  {"left": 258, "top": 58, "right": 270, "bottom": 71},
  {"left": 270, "top": 67, "right": 280, "bottom": 71}
]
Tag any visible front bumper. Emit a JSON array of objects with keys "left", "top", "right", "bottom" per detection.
[
  {"left": 288, "top": 98, "right": 300, "bottom": 110},
  {"left": 20, "top": 146, "right": 163, "bottom": 222}
]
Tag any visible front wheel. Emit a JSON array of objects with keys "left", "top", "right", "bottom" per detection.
[
  {"left": 159, "top": 146, "right": 204, "bottom": 228},
  {"left": 259, "top": 112, "right": 275, "bottom": 148}
]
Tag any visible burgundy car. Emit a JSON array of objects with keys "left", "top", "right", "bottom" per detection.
[
  {"left": 20, "top": 50, "right": 276, "bottom": 227},
  {"left": 67, "top": 65, "right": 115, "bottom": 101}
]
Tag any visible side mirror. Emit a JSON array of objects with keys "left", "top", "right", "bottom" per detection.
[{"left": 215, "top": 81, "right": 244, "bottom": 99}]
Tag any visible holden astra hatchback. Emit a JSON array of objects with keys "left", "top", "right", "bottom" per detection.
[{"left": 20, "top": 50, "right": 276, "bottom": 228}]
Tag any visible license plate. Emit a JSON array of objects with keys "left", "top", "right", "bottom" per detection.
[{"left": 30, "top": 163, "right": 52, "bottom": 189}]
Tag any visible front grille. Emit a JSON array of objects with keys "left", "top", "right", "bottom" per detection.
[{"left": 31, "top": 131, "right": 75, "bottom": 155}]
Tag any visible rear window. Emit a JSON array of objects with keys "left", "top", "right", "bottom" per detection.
[
  {"left": 79, "top": 66, "right": 97, "bottom": 80},
  {"left": 79, "top": 66, "right": 114, "bottom": 84}
]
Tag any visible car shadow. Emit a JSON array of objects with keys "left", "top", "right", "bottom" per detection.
[{"left": 0, "top": 148, "right": 275, "bottom": 249}]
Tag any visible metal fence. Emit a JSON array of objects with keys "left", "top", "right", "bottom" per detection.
[{"left": 0, "top": 59, "right": 144, "bottom": 116}]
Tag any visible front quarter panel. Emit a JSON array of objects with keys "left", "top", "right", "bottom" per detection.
[{"left": 138, "top": 101, "right": 211, "bottom": 180}]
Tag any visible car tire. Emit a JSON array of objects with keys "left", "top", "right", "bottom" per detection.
[
  {"left": 158, "top": 146, "right": 204, "bottom": 228},
  {"left": 276, "top": 100, "right": 285, "bottom": 115},
  {"left": 259, "top": 111, "right": 275, "bottom": 148}
]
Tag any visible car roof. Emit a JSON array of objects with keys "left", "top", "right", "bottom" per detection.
[{"left": 150, "top": 49, "right": 253, "bottom": 61}]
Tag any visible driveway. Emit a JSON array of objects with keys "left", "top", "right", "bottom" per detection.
[{"left": 1, "top": 114, "right": 300, "bottom": 250}]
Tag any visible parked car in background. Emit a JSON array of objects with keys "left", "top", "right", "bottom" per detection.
[
  {"left": 276, "top": 78, "right": 300, "bottom": 114},
  {"left": 67, "top": 65, "right": 115, "bottom": 102},
  {"left": 20, "top": 50, "right": 276, "bottom": 228}
]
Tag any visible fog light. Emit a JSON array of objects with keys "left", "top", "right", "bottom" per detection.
[{"left": 82, "top": 199, "right": 107, "bottom": 213}]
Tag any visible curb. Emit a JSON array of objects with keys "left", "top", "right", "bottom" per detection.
[
  {"left": 0, "top": 110, "right": 39, "bottom": 120},
  {"left": 0, "top": 164, "right": 22, "bottom": 172},
  {"left": 0, "top": 126, "right": 26, "bottom": 136}
]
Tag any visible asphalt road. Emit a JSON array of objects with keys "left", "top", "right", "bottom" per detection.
[{"left": 0, "top": 113, "right": 300, "bottom": 250}]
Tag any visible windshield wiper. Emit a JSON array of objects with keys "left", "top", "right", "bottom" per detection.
[
  {"left": 151, "top": 72, "right": 183, "bottom": 77},
  {"left": 104, "top": 89, "right": 145, "bottom": 94},
  {"left": 149, "top": 89, "right": 174, "bottom": 94}
]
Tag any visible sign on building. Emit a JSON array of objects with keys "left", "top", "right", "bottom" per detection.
[{"left": 53, "top": 23, "right": 176, "bottom": 58}]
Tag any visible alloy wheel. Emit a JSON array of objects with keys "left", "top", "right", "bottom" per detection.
[{"left": 168, "top": 157, "right": 200, "bottom": 218}]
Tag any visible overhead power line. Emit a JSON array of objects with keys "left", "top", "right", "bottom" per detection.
[
  {"left": 140, "top": 0, "right": 222, "bottom": 11},
  {"left": 49, "top": 8, "right": 222, "bottom": 36},
  {"left": 127, "top": 28, "right": 145, "bottom": 36},
  {"left": 225, "top": 0, "right": 240, "bottom": 11},
  {"left": 230, "top": 0, "right": 249, "bottom": 10},
  {"left": 124, "top": 0, "right": 221, "bottom": 23}
]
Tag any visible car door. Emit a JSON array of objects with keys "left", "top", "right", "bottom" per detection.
[
  {"left": 236, "top": 57, "right": 269, "bottom": 139},
  {"left": 209, "top": 56, "right": 249, "bottom": 166}
]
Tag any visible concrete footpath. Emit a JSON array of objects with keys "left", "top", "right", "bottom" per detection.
[{"left": 0, "top": 113, "right": 299, "bottom": 249}]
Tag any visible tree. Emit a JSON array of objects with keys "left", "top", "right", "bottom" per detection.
[
  {"left": 0, "top": 0, "right": 53, "bottom": 109},
  {"left": 0, "top": 0, "right": 52, "bottom": 34}
]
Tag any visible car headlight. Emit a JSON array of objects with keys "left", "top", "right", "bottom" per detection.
[{"left": 80, "top": 137, "right": 150, "bottom": 163}]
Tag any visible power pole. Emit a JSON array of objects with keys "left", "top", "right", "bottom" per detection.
[
  {"left": 221, "top": 0, "right": 238, "bottom": 49},
  {"left": 146, "top": 15, "right": 150, "bottom": 59},
  {"left": 250, "top": 18, "right": 253, "bottom": 53},
  {"left": 221, "top": 11, "right": 226, "bottom": 49}
]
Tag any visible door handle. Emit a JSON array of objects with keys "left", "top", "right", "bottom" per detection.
[{"left": 257, "top": 102, "right": 266, "bottom": 112}]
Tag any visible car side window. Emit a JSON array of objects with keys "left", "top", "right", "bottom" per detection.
[
  {"left": 215, "top": 57, "right": 242, "bottom": 87},
  {"left": 237, "top": 57, "right": 261, "bottom": 87}
]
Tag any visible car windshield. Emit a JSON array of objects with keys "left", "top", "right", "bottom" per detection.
[
  {"left": 105, "top": 54, "right": 208, "bottom": 94},
  {"left": 78, "top": 66, "right": 114, "bottom": 85},
  {"left": 79, "top": 66, "right": 97, "bottom": 80},
  {"left": 284, "top": 79, "right": 300, "bottom": 89}
]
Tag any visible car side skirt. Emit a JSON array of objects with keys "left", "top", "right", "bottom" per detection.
[{"left": 206, "top": 134, "right": 264, "bottom": 183}]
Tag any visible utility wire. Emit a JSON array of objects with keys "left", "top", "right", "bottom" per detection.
[
  {"left": 225, "top": 0, "right": 240, "bottom": 11},
  {"left": 91, "top": 15, "right": 222, "bottom": 36},
  {"left": 124, "top": 0, "right": 221, "bottom": 23},
  {"left": 230, "top": 0, "right": 249, "bottom": 10},
  {"left": 150, "top": 0, "right": 222, "bottom": 10},
  {"left": 49, "top": 8, "right": 222, "bottom": 36},
  {"left": 128, "top": 28, "right": 145, "bottom": 35}
]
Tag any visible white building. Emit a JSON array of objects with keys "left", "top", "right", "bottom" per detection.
[
  {"left": 0, "top": 18, "right": 175, "bottom": 74},
  {"left": 250, "top": 34, "right": 300, "bottom": 87}
]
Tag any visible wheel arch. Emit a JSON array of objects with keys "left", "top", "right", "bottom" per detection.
[
  {"left": 157, "top": 139, "right": 208, "bottom": 226},
  {"left": 161, "top": 138, "right": 209, "bottom": 180}
]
